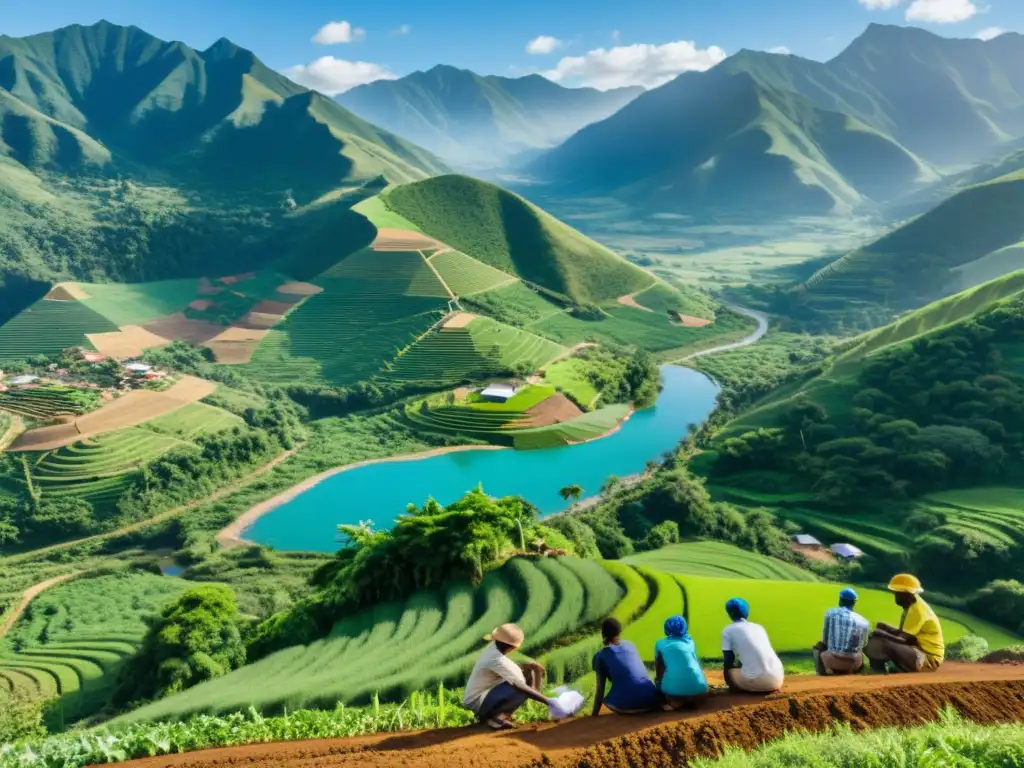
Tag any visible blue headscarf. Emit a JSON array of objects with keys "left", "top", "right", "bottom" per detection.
[
  {"left": 664, "top": 614, "right": 688, "bottom": 638},
  {"left": 725, "top": 597, "right": 750, "bottom": 620}
]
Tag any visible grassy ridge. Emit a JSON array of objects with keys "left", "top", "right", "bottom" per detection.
[
  {"left": 625, "top": 541, "right": 820, "bottom": 581},
  {"left": 384, "top": 175, "right": 653, "bottom": 304}
]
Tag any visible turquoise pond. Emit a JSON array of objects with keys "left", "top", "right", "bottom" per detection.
[{"left": 247, "top": 365, "right": 720, "bottom": 552}]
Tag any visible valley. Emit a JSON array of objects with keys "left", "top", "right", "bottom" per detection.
[{"left": 0, "top": 15, "right": 1023, "bottom": 768}]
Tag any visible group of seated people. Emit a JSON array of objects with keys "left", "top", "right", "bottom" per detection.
[{"left": 463, "top": 573, "right": 944, "bottom": 729}]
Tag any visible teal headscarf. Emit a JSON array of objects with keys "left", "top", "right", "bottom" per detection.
[{"left": 664, "top": 614, "right": 688, "bottom": 638}]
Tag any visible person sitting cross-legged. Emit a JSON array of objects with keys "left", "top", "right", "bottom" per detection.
[
  {"left": 865, "top": 574, "right": 944, "bottom": 674},
  {"left": 655, "top": 615, "right": 709, "bottom": 710},
  {"left": 813, "top": 587, "right": 869, "bottom": 676},
  {"left": 721, "top": 597, "right": 785, "bottom": 694},
  {"left": 463, "top": 623, "right": 552, "bottom": 730}
]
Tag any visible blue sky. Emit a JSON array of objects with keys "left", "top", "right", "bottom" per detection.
[{"left": 1, "top": 0, "right": 1021, "bottom": 93}]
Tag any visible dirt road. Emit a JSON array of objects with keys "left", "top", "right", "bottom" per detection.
[
  {"left": 0, "top": 572, "right": 79, "bottom": 638},
  {"left": 111, "top": 666, "right": 1024, "bottom": 768}
]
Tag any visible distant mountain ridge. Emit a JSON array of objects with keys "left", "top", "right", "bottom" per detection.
[
  {"left": 337, "top": 65, "right": 642, "bottom": 169},
  {"left": 0, "top": 20, "right": 447, "bottom": 200},
  {"left": 527, "top": 25, "right": 1024, "bottom": 216}
]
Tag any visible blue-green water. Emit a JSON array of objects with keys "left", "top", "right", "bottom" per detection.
[{"left": 247, "top": 366, "right": 720, "bottom": 552}]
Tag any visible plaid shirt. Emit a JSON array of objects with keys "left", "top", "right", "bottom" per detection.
[{"left": 823, "top": 606, "right": 869, "bottom": 656}]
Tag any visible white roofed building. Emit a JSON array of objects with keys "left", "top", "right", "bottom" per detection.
[
  {"left": 479, "top": 382, "right": 519, "bottom": 402},
  {"left": 831, "top": 543, "right": 864, "bottom": 560}
]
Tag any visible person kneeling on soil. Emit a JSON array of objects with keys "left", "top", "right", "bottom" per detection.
[
  {"left": 813, "top": 587, "right": 869, "bottom": 676},
  {"left": 721, "top": 597, "right": 785, "bottom": 694},
  {"left": 655, "top": 615, "right": 709, "bottom": 710},
  {"left": 865, "top": 574, "right": 944, "bottom": 674},
  {"left": 592, "top": 617, "right": 660, "bottom": 715},
  {"left": 463, "top": 623, "right": 552, "bottom": 730}
]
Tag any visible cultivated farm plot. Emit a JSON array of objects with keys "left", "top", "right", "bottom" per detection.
[
  {"left": 765, "top": 506, "right": 914, "bottom": 559},
  {"left": 922, "top": 487, "right": 1024, "bottom": 549},
  {"left": 78, "top": 279, "right": 201, "bottom": 327},
  {"left": 0, "top": 571, "right": 187, "bottom": 723},
  {"left": 625, "top": 541, "right": 820, "bottom": 582},
  {"left": 430, "top": 250, "right": 515, "bottom": 296},
  {"left": 380, "top": 317, "right": 564, "bottom": 386},
  {"left": 543, "top": 359, "right": 600, "bottom": 409},
  {"left": 510, "top": 404, "right": 629, "bottom": 449},
  {"left": 115, "top": 557, "right": 622, "bottom": 722},
  {"left": 0, "top": 387, "right": 98, "bottom": 422},
  {"left": 143, "top": 402, "right": 245, "bottom": 439},
  {"left": 0, "top": 299, "right": 117, "bottom": 358}
]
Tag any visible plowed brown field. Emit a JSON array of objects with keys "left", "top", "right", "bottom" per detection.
[{"left": 110, "top": 666, "right": 1024, "bottom": 768}]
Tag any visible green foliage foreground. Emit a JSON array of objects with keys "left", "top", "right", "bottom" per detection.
[{"left": 694, "top": 709, "right": 1024, "bottom": 768}]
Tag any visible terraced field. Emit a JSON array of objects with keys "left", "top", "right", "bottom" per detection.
[
  {"left": 143, "top": 402, "right": 245, "bottom": 439},
  {"left": 0, "top": 299, "right": 117, "bottom": 358},
  {"left": 244, "top": 249, "right": 449, "bottom": 386},
  {"left": 0, "top": 386, "right": 100, "bottom": 422},
  {"left": 430, "top": 250, "right": 515, "bottom": 296},
  {"left": 922, "top": 487, "right": 1024, "bottom": 549},
  {"left": 116, "top": 557, "right": 623, "bottom": 722},
  {"left": 510, "top": 404, "right": 629, "bottom": 449},
  {"left": 28, "top": 428, "right": 186, "bottom": 510},
  {"left": 766, "top": 506, "right": 914, "bottom": 559},
  {"left": 0, "top": 571, "right": 188, "bottom": 723},
  {"left": 625, "top": 541, "right": 820, "bottom": 582},
  {"left": 380, "top": 317, "right": 564, "bottom": 385}
]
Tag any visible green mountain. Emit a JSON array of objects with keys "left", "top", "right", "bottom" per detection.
[
  {"left": 381, "top": 174, "right": 655, "bottom": 303},
  {"left": 804, "top": 169, "right": 1024, "bottom": 309},
  {"left": 337, "top": 66, "right": 642, "bottom": 170},
  {"left": 528, "top": 25, "right": 1024, "bottom": 216},
  {"left": 0, "top": 21, "right": 446, "bottom": 196}
]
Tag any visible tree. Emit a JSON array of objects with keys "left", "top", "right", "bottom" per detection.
[
  {"left": 114, "top": 585, "right": 246, "bottom": 706},
  {"left": 559, "top": 484, "right": 584, "bottom": 506}
]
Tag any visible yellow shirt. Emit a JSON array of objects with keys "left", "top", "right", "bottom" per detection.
[{"left": 900, "top": 597, "right": 944, "bottom": 662}]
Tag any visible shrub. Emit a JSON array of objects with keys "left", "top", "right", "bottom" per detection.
[
  {"left": 0, "top": 689, "right": 45, "bottom": 745},
  {"left": 644, "top": 520, "right": 680, "bottom": 550},
  {"left": 967, "top": 579, "right": 1024, "bottom": 633},
  {"left": 946, "top": 634, "right": 989, "bottom": 662}
]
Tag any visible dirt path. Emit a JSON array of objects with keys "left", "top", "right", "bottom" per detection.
[
  {"left": 113, "top": 668, "right": 1024, "bottom": 768},
  {"left": 0, "top": 572, "right": 79, "bottom": 638},
  {"left": 673, "top": 303, "right": 769, "bottom": 362},
  {"left": 2, "top": 448, "right": 296, "bottom": 566},
  {"left": 216, "top": 445, "right": 506, "bottom": 549},
  {"left": 419, "top": 250, "right": 457, "bottom": 300}
]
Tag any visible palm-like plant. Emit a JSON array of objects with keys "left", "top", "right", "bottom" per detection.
[{"left": 558, "top": 484, "right": 584, "bottom": 507}]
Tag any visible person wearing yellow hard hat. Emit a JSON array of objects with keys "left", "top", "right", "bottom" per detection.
[
  {"left": 462, "top": 623, "right": 552, "bottom": 730},
  {"left": 864, "top": 574, "right": 945, "bottom": 673}
]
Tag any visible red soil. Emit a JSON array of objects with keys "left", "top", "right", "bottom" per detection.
[
  {"left": 521, "top": 393, "right": 584, "bottom": 427},
  {"left": 111, "top": 666, "right": 1024, "bottom": 768},
  {"left": 250, "top": 300, "right": 294, "bottom": 315}
]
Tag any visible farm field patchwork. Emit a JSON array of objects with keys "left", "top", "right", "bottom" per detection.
[
  {"left": 115, "top": 557, "right": 621, "bottom": 722},
  {"left": 77, "top": 280, "right": 202, "bottom": 327},
  {"left": 625, "top": 541, "right": 820, "bottom": 582},
  {"left": 0, "top": 298, "right": 117, "bottom": 358}
]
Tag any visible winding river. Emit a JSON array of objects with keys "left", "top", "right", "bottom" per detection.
[{"left": 247, "top": 365, "right": 721, "bottom": 552}]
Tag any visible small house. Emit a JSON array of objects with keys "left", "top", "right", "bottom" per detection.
[
  {"left": 82, "top": 352, "right": 106, "bottom": 364},
  {"left": 792, "top": 534, "right": 823, "bottom": 548},
  {"left": 6, "top": 375, "right": 39, "bottom": 387},
  {"left": 123, "top": 362, "right": 152, "bottom": 375},
  {"left": 831, "top": 543, "right": 864, "bottom": 561},
  {"left": 144, "top": 371, "right": 167, "bottom": 381},
  {"left": 480, "top": 382, "right": 519, "bottom": 403}
]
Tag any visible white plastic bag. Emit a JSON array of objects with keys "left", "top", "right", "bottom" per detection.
[{"left": 548, "top": 686, "right": 585, "bottom": 720}]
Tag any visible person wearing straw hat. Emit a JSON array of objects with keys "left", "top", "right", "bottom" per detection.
[
  {"left": 865, "top": 574, "right": 944, "bottom": 673},
  {"left": 721, "top": 597, "right": 784, "bottom": 693},
  {"left": 463, "top": 623, "right": 551, "bottom": 730},
  {"left": 813, "top": 587, "right": 869, "bottom": 675},
  {"left": 655, "top": 615, "right": 708, "bottom": 710}
]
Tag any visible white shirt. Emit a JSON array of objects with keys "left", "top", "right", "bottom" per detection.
[
  {"left": 463, "top": 642, "right": 527, "bottom": 712},
  {"left": 721, "top": 620, "right": 784, "bottom": 681}
]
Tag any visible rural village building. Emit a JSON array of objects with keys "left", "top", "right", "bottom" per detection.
[
  {"left": 831, "top": 543, "right": 864, "bottom": 561},
  {"left": 123, "top": 362, "right": 153, "bottom": 375},
  {"left": 480, "top": 382, "right": 520, "bottom": 402},
  {"left": 6, "top": 375, "right": 40, "bottom": 387},
  {"left": 791, "top": 534, "right": 823, "bottom": 548}
]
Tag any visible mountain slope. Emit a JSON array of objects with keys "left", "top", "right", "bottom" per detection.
[
  {"left": 805, "top": 169, "right": 1024, "bottom": 308},
  {"left": 338, "top": 66, "right": 641, "bottom": 169},
  {"left": 382, "top": 174, "right": 654, "bottom": 303},
  {"left": 528, "top": 25, "right": 1024, "bottom": 216},
  {"left": 528, "top": 67, "right": 934, "bottom": 216},
  {"left": 0, "top": 21, "right": 447, "bottom": 199}
]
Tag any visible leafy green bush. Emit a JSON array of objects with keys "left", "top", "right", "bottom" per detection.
[
  {"left": 946, "top": 633, "right": 990, "bottom": 662},
  {"left": 113, "top": 585, "right": 246, "bottom": 706},
  {"left": 645, "top": 520, "right": 681, "bottom": 550},
  {"left": 968, "top": 579, "right": 1024, "bottom": 633},
  {"left": 693, "top": 709, "right": 1024, "bottom": 767},
  {"left": 0, "top": 689, "right": 45, "bottom": 745}
]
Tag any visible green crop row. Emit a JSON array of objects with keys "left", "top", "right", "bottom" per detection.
[
  {"left": 323, "top": 249, "right": 449, "bottom": 298},
  {"left": 625, "top": 541, "right": 820, "bottom": 582},
  {"left": 0, "top": 300, "right": 118, "bottom": 358},
  {"left": 430, "top": 250, "right": 514, "bottom": 297}
]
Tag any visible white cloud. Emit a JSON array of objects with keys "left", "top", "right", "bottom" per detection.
[
  {"left": 542, "top": 40, "right": 727, "bottom": 90},
  {"left": 392, "top": 24, "right": 411, "bottom": 36},
  {"left": 858, "top": 0, "right": 902, "bottom": 8},
  {"left": 975, "top": 26, "right": 1006, "bottom": 40},
  {"left": 611, "top": 29, "right": 621, "bottom": 43},
  {"left": 768, "top": 46, "right": 792, "bottom": 54},
  {"left": 906, "top": 0, "right": 978, "bottom": 22},
  {"left": 526, "top": 35, "right": 562, "bottom": 55},
  {"left": 312, "top": 21, "right": 365, "bottom": 45},
  {"left": 283, "top": 57, "right": 396, "bottom": 95}
]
